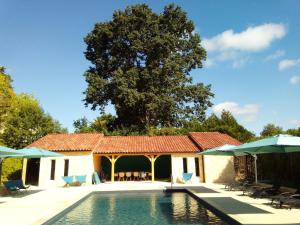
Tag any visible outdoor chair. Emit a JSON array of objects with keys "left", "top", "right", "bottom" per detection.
[
  {"left": 75, "top": 175, "right": 87, "bottom": 185},
  {"left": 92, "top": 172, "right": 101, "bottom": 184},
  {"left": 250, "top": 184, "right": 281, "bottom": 199},
  {"left": 140, "top": 172, "right": 147, "bottom": 180},
  {"left": 133, "top": 172, "right": 139, "bottom": 180},
  {"left": 62, "top": 176, "right": 74, "bottom": 186},
  {"left": 182, "top": 173, "right": 193, "bottom": 183},
  {"left": 119, "top": 172, "right": 125, "bottom": 181},
  {"left": 147, "top": 172, "right": 152, "bottom": 180},
  {"left": 270, "top": 188, "right": 300, "bottom": 208},
  {"left": 114, "top": 172, "right": 119, "bottom": 181},
  {"left": 125, "top": 172, "right": 132, "bottom": 181},
  {"left": 4, "top": 180, "right": 29, "bottom": 193},
  {"left": 281, "top": 195, "right": 300, "bottom": 209}
]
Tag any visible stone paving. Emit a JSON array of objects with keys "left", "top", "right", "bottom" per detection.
[{"left": 0, "top": 182, "right": 299, "bottom": 225}]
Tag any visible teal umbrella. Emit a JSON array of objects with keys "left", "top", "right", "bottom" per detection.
[
  {"left": 232, "top": 134, "right": 300, "bottom": 154},
  {"left": 16, "top": 147, "right": 63, "bottom": 158},
  {"left": 230, "top": 134, "right": 300, "bottom": 183},
  {"left": 0, "top": 146, "right": 24, "bottom": 184},
  {"left": 198, "top": 144, "right": 244, "bottom": 156}
]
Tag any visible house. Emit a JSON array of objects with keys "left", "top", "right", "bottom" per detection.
[{"left": 25, "top": 132, "right": 240, "bottom": 187}]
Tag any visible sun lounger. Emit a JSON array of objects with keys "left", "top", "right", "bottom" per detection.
[
  {"left": 269, "top": 188, "right": 300, "bottom": 206},
  {"left": 250, "top": 184, "right": 281, "bottom": 199},
  {"left": 92, "top": 172, "right": 101, "bottom": 184},
  {"left": 62, "top": 176, "right": 74, "bottom": 186},
  {"left": 75, "top": 175, "right": 86, "bottom": 185},
  {"left": 4, "top": 180, "right": 29, "bottom": 193}
]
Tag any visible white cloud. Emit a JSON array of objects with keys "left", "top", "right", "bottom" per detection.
[
  {"left": 203, "top": 23, "right": 286, "bottom": 69},
  {"left": 265, "top": 50, "right": 285, "bottom": 61},
  {"left": 213, "top": 101, "right": 259, "bottom": 122},
  {"left": 289, "top": 120, "right": 300, "bottom": 127},
  {"left": 232, "top": 57, "right": 250, "bottom": 69},
  {"left": 278, "top": 59, "right": 300, "bottom": 71},
  {"left": 203, "top": 23, "right": 286, "bottom": 52},
  {"left": 290, "top": 75, "right": 300, "bottom": 85}
]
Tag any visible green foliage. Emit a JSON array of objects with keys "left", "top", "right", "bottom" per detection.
[
  {"left": 1, "top": 158, "right": 22, "bottom": 182},
  {"left": 83, "top": 4, "right": 213, "bottom": 131},
  {"left": 202, "top": 111, "right": 255, "bottom": 142},
  {"left": 0, "top": 66, "right": 16, "bottom": 132},
  {"left": 1, "top": 94, "right": 66, "bottom": 149},
  {"left": 260, "top": 123, "right": 283, "bottom": 137}
]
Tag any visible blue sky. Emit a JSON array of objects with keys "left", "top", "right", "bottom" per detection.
[{"left": 1, "top": 0, "right": 299, "bottom": 134}]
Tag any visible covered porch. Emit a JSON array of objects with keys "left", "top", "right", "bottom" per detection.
[{"left": 93, "top": 154, "right": 171, "bottom": 182}]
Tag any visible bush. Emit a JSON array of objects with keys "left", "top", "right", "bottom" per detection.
[{"left": 1, "top": 158, "right": 22, "bottom": 183}]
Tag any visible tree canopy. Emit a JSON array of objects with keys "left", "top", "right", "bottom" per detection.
[
  {"left": 1, "top": 94, "right": 66, "bottom": 149},
  {"left": 0, "top": 67, "right": 16, "bottom": 131},
  {"left": 83, "top": 4, "right": 213, "bottom": 131}
]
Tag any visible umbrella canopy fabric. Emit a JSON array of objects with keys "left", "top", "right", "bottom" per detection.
[
  {"left": 0, "top": 146, "right": 24, "bottom": 157},
  {"left": 232, "top": 134, "right": 300, "bottom": 154},
  {"left": 16, "top": 147, "right": 63, "bottom": 158},
  {"left": 198, "top": 144, "right": 245, "bottom": 156}
]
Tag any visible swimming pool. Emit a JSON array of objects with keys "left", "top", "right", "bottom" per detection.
[{"left": 44, "top": 191, "right": 230, "bottom": 225}]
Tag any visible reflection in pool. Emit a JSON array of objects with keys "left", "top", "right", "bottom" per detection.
[{"left": 45, "top": 192, "right": 229, "bottom": 225}]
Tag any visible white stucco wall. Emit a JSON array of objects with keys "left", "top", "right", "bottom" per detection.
[
  {"left": 203, "top": 155, "right": 235, "bottom": 183},
  {"left": 171, "top": 154, "right": 201, "bottom": 183},
  {"left": 38, "top": 153, "right": 94, "bottom": 187}
]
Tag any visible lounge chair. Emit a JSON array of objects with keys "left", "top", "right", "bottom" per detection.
[
  {"left": 92, "top": 172, "right": 101, "bottom": 184},
  {"left": 4, "top": 180, "right": 29, "bottom": 193},
  {"left": 250, "top": 184, "right": 281, "bottom": 199},
  {"left": 269, "top": 188, "right": 300, "bottom": 207},
  {"left": 62, "top": 176, "right": 73, "bottom": 186},
  {"left": 177, "top": 173, "right": 193, "bottom": 184},
  {"left": 281, "top": 196, "right": 300, "bottom": 209},
  {"left": 75, "top": 175, "right": 86, "bottom": 185}
]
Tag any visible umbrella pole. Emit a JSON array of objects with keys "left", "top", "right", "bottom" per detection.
[
  {"left": 253, "top": 154, "right": 258, "bottom": 184},
  {"left": 0, "top": 158, "right": 3, "bottom": 184}
]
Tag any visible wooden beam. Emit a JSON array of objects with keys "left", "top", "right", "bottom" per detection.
[{"left": 21, "top": 158, "right": 27, "bottom": 184}]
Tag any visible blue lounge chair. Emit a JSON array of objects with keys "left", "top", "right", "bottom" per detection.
[
  {"left": 75, "top": 175, "right": 86, "bottom": 185},
  {"left": 182, "top": 173, "right": 193, "bottom": 183},
  {"left": 62, "top": 176, "right": 73, "bottom": 186},
  {"left": 4, "top": 180, "right": 29, "bottom": 193},
  {"left": 92, "top": 172, "right": 101, "bottom": 184}
]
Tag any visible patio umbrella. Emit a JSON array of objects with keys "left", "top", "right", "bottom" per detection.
[
  {"left": 0, "top": 146, "right": 24, "bottom": 184},
  {"left": 230, "top": 134, "right": 300, "bottom": 183},
  {"left": 16, "top": 147, "right": 63, "bottom": 158},
  {"left": 198, "top": 144, "right": 245, "bottom": 156}
]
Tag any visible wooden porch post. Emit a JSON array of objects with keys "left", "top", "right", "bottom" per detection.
[
  {"left": 104, "top": 155, "right": 121, "bottom": 182},
  {"left": 21, "top": 158, "right": 27, "bottom": 184},
  {"left": 146, "top": 155, "right": 159, "bottom": 182}
]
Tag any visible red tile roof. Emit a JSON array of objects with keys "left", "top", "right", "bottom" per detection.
[
  {"left": 189, "top": 132, "right": 241, "bottom": 150},
  {"left": 28, "top": 133, "right": 104, "bottom": 151},
  {"left": 28, "top": 132, "right": 240, "bottom": 154},
  {"left": 93, "top": 136, "right": 199, "bottom": 154}
]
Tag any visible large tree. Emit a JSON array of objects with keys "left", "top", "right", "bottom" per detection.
[
  {"left": 83, "top": 4, "right": 213, "bottom": 130},
  {"left": 2, "top": 94, "right": 66, "bottom": 148},
  {"left": 260, "top": 123, "right": 283, "bottom": 137},
  {"left": 0, "top": 67, "right": 16, "bottom": 132}
]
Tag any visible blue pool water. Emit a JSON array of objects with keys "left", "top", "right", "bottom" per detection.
[{"left": 46, "top": 192, "right": 229, "bottom": 225}]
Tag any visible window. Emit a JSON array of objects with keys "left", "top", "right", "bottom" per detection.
[
  {"left": 194, "top": 157, "right": 200, "bottom": 176},
  {"left": 64, "top": 159, "right": 69, "bottom": 176},
  {"left": 182, "top": 158, "right": 188, "bottom": 173},
  {"left": 50, "top": 160, "right": 56, "bottom": 180}
]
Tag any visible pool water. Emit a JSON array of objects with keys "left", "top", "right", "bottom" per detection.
[{"left": 46, "top": 192, "right": 229, "bottom": 225}]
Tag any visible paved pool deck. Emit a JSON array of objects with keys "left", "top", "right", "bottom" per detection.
[{"left": 0, "top": 182, "right": 299, "bottom": 225}]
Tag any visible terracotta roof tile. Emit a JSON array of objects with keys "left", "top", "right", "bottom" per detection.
[
  {"left": 189, "top": 132, "right": 241, "bottom": 150},
  {"left": 28, "top": 132, "right": 240, "bottom": 154},
  {"left": 28, "top": 133, "right": 104, "bottom": 151},
  {"left": 93, "top": 136, "right": 200, "bottom": 154}
]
